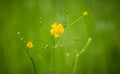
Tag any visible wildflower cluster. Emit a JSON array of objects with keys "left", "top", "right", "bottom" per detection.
[
  {"left": 18, "top": 11, "right": 91, "bottom": 74},
  {"left": 50, "top": 23, "right": 64, "bottom": 38}
]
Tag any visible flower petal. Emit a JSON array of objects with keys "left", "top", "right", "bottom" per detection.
[
  {"left": 52, "top": 23, "right": 57, "bottom": 29},
  {"left": 50, "top": 29, "right": 55, "bottom": 35},
  {"left": 54, "top": 34, "right": 60, "bottom": 38},
  {"left": 58, "top": 24, "right": 63, "bottom": 29}
]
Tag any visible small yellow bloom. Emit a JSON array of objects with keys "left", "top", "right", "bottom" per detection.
[
  {"left": 50, "top": 23, "right": 64, "bottom": 38},
  {"left": 27, "top": 42, "right": 33, "bottom": 48},
  {"left": 83, "top": 11, "right": 88, "bottom": 16}
]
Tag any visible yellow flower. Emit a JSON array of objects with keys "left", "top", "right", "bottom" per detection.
[
  {"left": 27, "top": 42, "right": 33, "bottom": 48},
  {"left": 50, "top": 23, "right": 64, "bottom": 38},
  {"left": 83, "top": 11, "right": 88, "bottom": 16}
]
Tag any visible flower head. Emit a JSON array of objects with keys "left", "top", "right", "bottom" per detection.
[
  {"left": 83, "top": 11, "right": 88, "bottom": 16},
  {"left": 27, "top": 42, "right": 33, "bottom": 48},
  {"left": 50, "top": 23, "right": 64, "bottom": 38}
]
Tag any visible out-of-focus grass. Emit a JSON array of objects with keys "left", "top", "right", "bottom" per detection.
[{"left": 0, "top": 0, "right": 120, "bottom": 74}]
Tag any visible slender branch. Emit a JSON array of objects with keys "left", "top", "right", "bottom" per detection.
[
  {"left": 27, "top": 48, "right": 37, "bottom": 74},
  {"left": 66, "top": 14, "right": 69, "bottom": 25},
  {"left": 78, "top": 38, "right": 92, "bottom": 56},
  {"left": 50, "top": 37, "right": 56, "bottom": 74},
  {"left": 50, "top": 49, "right": 54, "bottom": 74},
  {"left": 73, "top": 37, "right": 92, "bottom": 74},
  {"left": 73, "top": 55, "right": 79, "bottom": 74},
  {"left": 64, "top": 15, "right": 84, "bottom": 35},
  {"left": 71, "top": 15, "right": 84, "bottom": 26}
]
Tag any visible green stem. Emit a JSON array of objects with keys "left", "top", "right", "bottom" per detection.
[
  {"left": 78, "top": 38, "right": 92, "bottom": 57},
  {"left": 73, "top": 54, "right": 79, "bottom": 74},
  {"left": 27, "top": 48, "right": 37, "bottom": 74},
  {"left": 64, "top": 15, "right": 84, "bottom": 35},
  {"left": 50, "top": 49, "right": 55, "bottom": 74},
  {"left": 73, "top": 38, "right": 92, "bottom": 74},
  {"left": 71, "top": 15, "right": 84, "bottom": 26},
  {"left": 50, "top": 37, "right": 56, "bottom": 74}
]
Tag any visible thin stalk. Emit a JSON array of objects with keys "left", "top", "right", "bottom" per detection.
[
  {"left": 50, "top": 37, "right": 56, "bottom": 74},
  {"left": 27, "top": 48, "right": 37, "bottom": 74},
  {"left": 64, "top": 15, "right": 84, "bottom": 35},
  {"left": 73, "top": 38, "right": 92, "bottom": 74},
  {"left": 71, "top": 15, "right": 84, "bottom": 26},
  {"left": 78, "top": 38, "right": 92, "bottom": 57},
  {"left": 73, "top": 54, "right": 79, "bottom": 74},
  {"left": 66, "top": 14, "right": 69, "bottom": 25},
  {"left": 50, "top": 48, "right": 55, "bottom": 74}
]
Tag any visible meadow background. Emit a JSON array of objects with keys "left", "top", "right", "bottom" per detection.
[{"left": 0, "top": 0, "right": 120, "bottom": 74}]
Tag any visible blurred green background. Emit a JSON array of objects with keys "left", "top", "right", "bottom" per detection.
[{"left": 0, "top": 0, "right": 120, "bottom": 74}]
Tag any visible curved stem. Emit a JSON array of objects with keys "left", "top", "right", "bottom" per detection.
[{"left": 27, "top": 48, "right": 37, "bottom": 74}]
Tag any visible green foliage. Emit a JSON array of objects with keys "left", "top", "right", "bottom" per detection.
[{"left": 0, "top": 0, "right": 120, "bottom": 74}]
